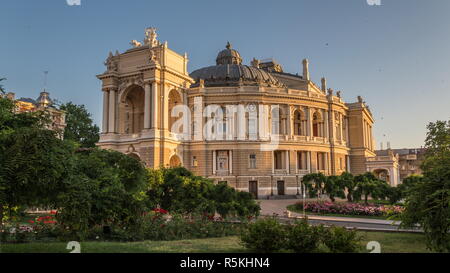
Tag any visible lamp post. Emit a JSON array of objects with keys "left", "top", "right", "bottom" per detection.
[{"left": 302, "top": 182, "right": 306, "bottom": 219}]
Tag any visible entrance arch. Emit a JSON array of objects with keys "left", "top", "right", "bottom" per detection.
[
  {"left": 127, "top": 152, "right": 141, "bottom": 161},
  {"left": 120, "top": 85, "right": 145, "bottom": 134},
  {"left": 373, "top": 169, "right": 390, "bottom": 182},
  {"left": 169, "top": 154, "right": 182, "bottom": 167}
]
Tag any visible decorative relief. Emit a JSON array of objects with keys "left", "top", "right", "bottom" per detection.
[{"left": 118, "top": 74, "right": 144, "bottom": 94}]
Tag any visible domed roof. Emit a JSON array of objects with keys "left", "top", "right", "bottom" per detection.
[
  {"left": 216, "top": 42, "right": 242, "bottom": 65},
  {"left": 36, "top": 91, "right": 53, "bottom": 107},
  {"left": 190, "top": 43, "right": 285, "bottom": 88}
]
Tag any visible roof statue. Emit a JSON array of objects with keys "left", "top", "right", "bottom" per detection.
[
  {"left": 104, "top": 52, "right": 117, "bottom": 72},
  {"left": 251, "top": 58, "right": 260, "bottom": 68},
  {"left": 130, "top": 40, "right": 142, "bottom": 48},
  {"left": 144, "top": 27, "right": 158, "bottom": 47}
]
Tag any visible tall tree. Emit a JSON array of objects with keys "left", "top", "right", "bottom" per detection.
[
  {"left": 60, "top": 102, "right": 100, "bottom": 148},
  {"left": 401, "top": 120, "right": 450, "bottom": 252},
  {"left": 339, "top": 172, "right": 356, "bottom": 202},
  {"left": 352, "top": 172, "right": 385, "bottom": 204}
]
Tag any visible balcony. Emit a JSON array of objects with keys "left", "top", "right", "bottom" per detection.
[
  {"left": 296, "top": 169, "right": 310, "bottom": 175},
  {"left": 293, "top": 135, "right": 307, "bottom": 142},
  {"left": 215, "top": 170, "right": 230, "bottom": 176},
  {"left": 273, "top": 169, "right": 289, "bottom": 175}
]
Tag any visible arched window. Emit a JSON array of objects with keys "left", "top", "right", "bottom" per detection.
[
  {"left": 168, "top": 90, "right": 182, "bottom": 133},
  {"left": 312, "top": 111, "right": 323, "bottom": 137},
  {"left": 271, "top": 106, "right": 286, "bottom": 135},
  {"left": 293, "top": 110, "right": 305, "bottom": 136}
]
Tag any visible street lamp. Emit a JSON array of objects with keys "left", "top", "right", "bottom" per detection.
[{"left": 302, "top": 182, "right": 306, "bottom": 219}]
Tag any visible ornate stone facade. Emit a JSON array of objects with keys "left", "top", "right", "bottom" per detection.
[{"left": 97, "top": 28, "right": 379, "bottom": 198}]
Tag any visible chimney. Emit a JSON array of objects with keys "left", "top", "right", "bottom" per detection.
[
  {"left": 380, "top": 142, "right": 384, "bottom": 150},
  {"left": 302, "top": 59, "right": 310, "bottom": 81},
  {"left": 321, "top": 77, "right": 327, "bottom": 92},
  {"left": 387, "top": 141, "right": 391, "bottom": 150}
]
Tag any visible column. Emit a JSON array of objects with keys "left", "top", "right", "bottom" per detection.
[
  {"left": 307, "top": 151, "right": 311, "bottom": 173},
  {"left": 212, "top": 151, "right": 217, "bottom": 175},
  {"left": 345, "top": 117, "right": 349, "bottom": 142},
  {"left": 307, "top": 108, "right": 313, "bottom": 139},
  {"left": 287, "top": 106, "right": 292, "bottom": 138},
  {"left": 102, "top": 90, "right": 109, "bottom": 133},
  {"left": 324, "top": 110, "right": 329, "bottom": 140},
  {"left": 286, "top": 150, "right": 290, "bottom": 173},
  {"left": 108, "top": 88, "right": 116, "bottom": 133},
  {"left": 151, "top": 82, "right": 158, "bottom": 129},
  {"left": 162, "top": 86, "right": 169, "bottom": 131},
  {"left": 271, "top": 151, "right": 275, "bottom": 174},
  {"left": 144, "top": 83, "right": 151, "bottom": 129},
  {"left": 229, "top": 150, "right": 233, "bottom": 174},
  {"left": 339, "top": 113, "right": 344, "bottom": 142}
]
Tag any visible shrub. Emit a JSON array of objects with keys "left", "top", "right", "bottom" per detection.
[
  {"left": 285, "top": 219, "right": 322, "bottom": 253},
  {"left": 240, "top": 218, "right": 286, "bottom": 252},
  {"left": 323, "top": 226, "right": 362, "bottom": 253},
  {"left": 146, "top": 167, "right": 260, "bottom": 218}
]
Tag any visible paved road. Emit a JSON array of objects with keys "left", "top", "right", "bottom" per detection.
[{"left": 258, "top": 199, "right": 422, "bottom": 232}]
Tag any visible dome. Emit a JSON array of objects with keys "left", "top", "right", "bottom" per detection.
[
  {"left": 190, "top": 43, "right": 285, "bottom": 88},
  {"left": 216, "top": 42, "right": 242, "bottom": 65},
  {"left": 36, "top": 91, "right": 53, "bottom": 107}
]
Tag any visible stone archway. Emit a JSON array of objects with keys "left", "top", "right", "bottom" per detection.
[
  {"left": 169, "top": 154, "right": 182, "bottom": 167},
  {"left": 127, "top": 152, "right": 141, "bottom": 161},
  {"left": 120, "top": 85, "right": 145, "bottom": 134},
  {"left": 373, "top": 169, "right": 390, "bottom": 182}
]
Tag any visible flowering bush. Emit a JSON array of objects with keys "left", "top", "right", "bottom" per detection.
[{"left": 293, "top": 201, "right": 404, "bottom": 217}]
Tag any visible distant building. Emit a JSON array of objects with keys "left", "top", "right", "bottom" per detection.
[
  {"left": 375, "top": 148, "right": 425, "bottom": 180},
  {"left": 2, "top": 90, "right": 66, "bottom": 138}
]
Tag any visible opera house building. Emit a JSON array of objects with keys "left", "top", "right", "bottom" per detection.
[{"left": 97, "top": 28, "right": 389, "bottom": 199}]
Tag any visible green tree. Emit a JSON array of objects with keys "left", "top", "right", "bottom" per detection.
[
  {"left": 323, "top": 175, "right": 346, "bottom": 202},
  {"left": 56, "top": 148, "right": 148, "bottom": 240},
  {"left": 339, "top": 172, "right": 356, "bottom": 202},
  {"left": 60, "top": 102, "right": 99, "bottom": 148},
  {"left": 353, "top": 172, "right": 386, "bottom": 204},
  {"left": 0, "top": 87, "right": 65, "bottom": 222},
  {"left": 146, "top": 167, "right": 260, "bottom": 218},
  {"left": 302, "top": 173, "right": 327, "bottom": 198},
  {"left": 401, "top": 120, "right": 450, "bottom": 252}
]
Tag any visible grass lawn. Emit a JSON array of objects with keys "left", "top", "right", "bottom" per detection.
[
  {"left": 0, "top": 232, "right": 433, "bottom": 253},
  {"left": 287, "top": 205, "right": 393, "bottom": 220}
]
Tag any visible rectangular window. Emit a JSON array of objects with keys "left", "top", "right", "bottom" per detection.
[
  {"left": 274, "top": 151, "right": 284, "bottom": 170},
  {"left": 249, "top": 154, "right": 257, "bottom": 169},
  {"left": 192, "top": 156, "right": 198, "bottom": 167},
  {"left": 297, "top": 151, "right": 306, "bottom": 170}
]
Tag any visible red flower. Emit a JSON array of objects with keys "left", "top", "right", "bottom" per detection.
[
  {"left": 50, "top": 210, "right": 57, "bottom": 215},
  {"left": 28, "top": 220, "right": 35, "bottom": 224},
  {"left": 152, "top": 208, "right": 168, "bottom": 214}
]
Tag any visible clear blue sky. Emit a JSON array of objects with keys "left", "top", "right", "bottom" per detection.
[{"left": 1, "top": 0, "right": 449, "bottom": 149}]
